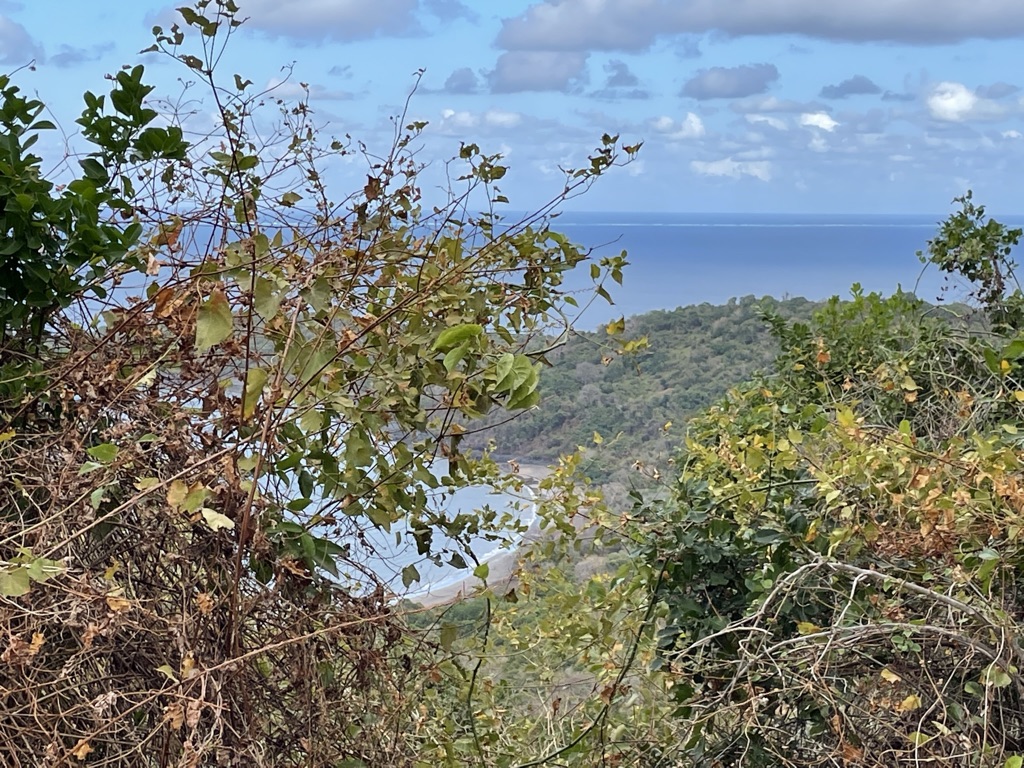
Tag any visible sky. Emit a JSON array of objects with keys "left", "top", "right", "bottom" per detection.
[{"left": 2, "top": 0, "right": 1023, "bottom": 215}]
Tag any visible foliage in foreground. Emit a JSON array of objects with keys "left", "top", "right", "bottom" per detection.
[
  {"left": 642, "top": 207, "right": 1024, "bottom": 766},
  {"left": 0, "top": 4, "right": 638, "bottom": 766}
]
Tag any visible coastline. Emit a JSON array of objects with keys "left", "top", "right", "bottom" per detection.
[{"left": 407, "top": 462, "right": 550, "bottom": 609}]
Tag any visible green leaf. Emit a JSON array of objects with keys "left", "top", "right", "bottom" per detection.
[
  {"left": 253, "top": 278, "right": 282, "bottom": 320},
  {"left": 201, "top": 508, "right": 235, "bottom": 531},
  {"left": 0, "top": 567, "right": 31, "bottom": 597},
  {"left": 195, "top": 288, "right": 233, "bottom": 350},
  {"left": 984, "top": 346, "right": 1003, "bottom": 375},
  {"left": 494, "top": 353, "right": 517, "bottom": 391},
  {"left": 606, "top": 316, "right": 625, "bottom": 336},
  {"left": 440, "top": 623, "right": 458, "bottom": 651},
  {"left": 242, "top": 368, "right": 269, "bottom": 418},
  {"left": 983, "top": 663, "right": 1013, "bottom": 688},
  {"left": 23, "top": 556, "right": 62, "bottom": 583},
  {"left": 87, "top": 443, "right": 118, "bottom": 463},
  {"left": 79, "top": 157, "right": 109, "bottom": 183},
  {"left": 90, "top": 486, "right": 107, "bottom": 510},
  {"left": 443, "top": 344, "right": 469, "bottom": 373},
  {"left": 155, "top": 664, "right": 179, "bottom": 682},
  {"left": 1003, "top": 337, "right": 1024, "bottom": 360},
  {"left": 433, "top": 323, "right": 483, "bottom": 352},
  {"left": 473, "top": 562, "right": 490, "bottom": 580},
  {"left": 401, "top": 564, "right": 420, "bottom": 588},
  {"left": 1004, "top": 756, "right": 1024, "bottom": 768}
]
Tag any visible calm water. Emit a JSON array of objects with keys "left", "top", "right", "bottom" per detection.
[{"left": 549, "top": 212, "right": 1024, "bottom": 327}]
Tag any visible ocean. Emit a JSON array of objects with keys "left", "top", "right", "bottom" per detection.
[
  {"left": 380, "top": 211, "right": 1024, "bottom": 594},
  {"left": 548, "top": 212, "right": 1024, "bottom": 328}
]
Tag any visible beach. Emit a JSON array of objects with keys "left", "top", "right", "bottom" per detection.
[{"left": 409, "top": 462, "right": 550, "bottom": 608}]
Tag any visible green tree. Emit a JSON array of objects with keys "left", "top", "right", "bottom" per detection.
[{"left": 0, "top": 3, "right": 637, "bottom": 765}]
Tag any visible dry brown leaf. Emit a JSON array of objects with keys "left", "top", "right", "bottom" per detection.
[
  {"left": 81, "top": 623, "right": 100, "bottom": 650},
  {"left": 106, "top": 594, "right": 131, "bottom": 613},
  {"left": 71, "top": 739, "right": 93, "bottom": 760},
  {"left": 195, "top": 592, "right": 214, "bottom": 615},
  {"left": 166, "top": 701, "right": 185, "bottom": 730},
  {"left": 185, "top": 698, "right": 203, "bottom": 729},
  {"left": 29, "top": 631, "right": 45, "bottom": 656},
  {"left": 841, "top": 742, "right": 864, "bottom": 762}
]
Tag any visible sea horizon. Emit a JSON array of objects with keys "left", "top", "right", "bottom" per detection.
[{"left": 529, "top": 210, "right": 1024, "bottom": 327}]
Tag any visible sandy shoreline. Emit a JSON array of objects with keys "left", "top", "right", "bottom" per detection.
[{"left": 405, "top": 462, "right": 550, "bottom": 608}]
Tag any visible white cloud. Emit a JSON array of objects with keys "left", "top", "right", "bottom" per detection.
[
  {"left": 1003, "top": 129, "right": 1023, "bottom": 139},
  {"left": 192, "top": 0, "right": 420, "bottom": 41},
  {"left": 690, "top": 157, "right": 772, "bottom": 181},
  {"left": 0, "top": 14, "right": 42, "bottom": 64},
  {"left": 438, "top": 108, "right": 524, "bottom": 133},
  {"left": 484, "top": 109, "right": 522, "bottom": 127},
  {"left": 497, "top": 0, "right": 1024, "bottom": 51},
  {"left": 746, "top": 114, "right": 787, "bottom": 130},
  {"left": 440, "top": 108, "right": 479, "bottom": 130},
  {"left": 731, "top": 95, "right": 828, "bottom": 114},
  {"left": 488, "top": 50, "right": 589, "bottom": 93},
  {"left": 652, "top": 112, "right": 705, "bottom": 139},
  {"left": 681, "top": 63, "right": 779, "bottom": 100},
  {"left": 800, "top": 112, "right": 839, "bottom": 131},
  {"left": 927, "top": 81, "right": 1009, "bottom": 121}
]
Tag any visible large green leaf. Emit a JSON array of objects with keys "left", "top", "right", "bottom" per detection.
[{"left": 195, "top": 288, "right": 234, "bottom": 350}]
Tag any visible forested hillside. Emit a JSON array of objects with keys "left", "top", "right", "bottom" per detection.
[{"left": 467, "top": 295, "right": 818, "bottom": 476}]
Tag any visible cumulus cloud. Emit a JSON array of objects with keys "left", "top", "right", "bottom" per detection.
[
  {"left": 882, "top": 90, "right": 917, "bottom": 102},
  {"left": 730, "top": 95, "right": 829, "bottom": 114},
  {"left": 927, "top": 81, "right": 1008, "bottom": 121},
  {"left": 800, "top": 112, "right": 839, "bottom": 131},
  {"left": 484, "top": 109, "right": 522, "bottom": 127},
  {"left": 443, "top": 67, "right": 480, "bottom": 94},
  {"left": 183, "top": 0, "right": 421, "bottom": 42},
  {"left": 746, "top": 114, "right": 787, "bottom": 130},
  {"left": 652, "top": 113, "right": 705, "bottom": 139},
  {"left": 1003, "top": 129, "right": 1023, "bottom": 139},
  {"left": 422, "top": 0, "right": 477, "bottom": 22},
  {"left": 976, "top": 81, "right": 1020, "bottom": 99},
  {"left": 440, "top": 108, "right": 478, "bottom": 130},
  {"left": 488, "top": 50, "right": 588, "bottom": 93},
  {"left": 690, "top": 157, "right": 772, "bottom": 181},
  {"left": 604, "top": 59, "right": 639, "bottom": 88},
  {"left": 497, "top": 0, "right": 1024, "bottom": 52},
  {"left": 681, "top": 63, "right": 779, "bottom": 100},
  {"left": 819, "top": 74, "right": 882, "bottom": 99},
  {"left": 590, "top": 59, "right": 649, "bottom": 99},
  {"left": 49, "top": 42, "right": 114, "bottom": 68},
  {"left": 0, "top": 14, "right": 41, "bottom": 64},
  {"left": 436, "top": 109, "right": 524, "bottom": 133}
]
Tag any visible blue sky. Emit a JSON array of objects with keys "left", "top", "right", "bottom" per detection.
[{"left": 2, "top": 0, "right": 1023, "bottom": 214}]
